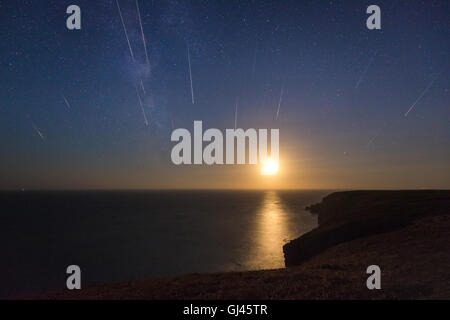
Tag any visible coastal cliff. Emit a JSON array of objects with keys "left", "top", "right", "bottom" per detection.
[{"left": 284, "top": 190, "right": 450, "bottom": 266}]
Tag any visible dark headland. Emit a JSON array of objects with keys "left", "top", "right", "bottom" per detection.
[{"left": 39, "top": 190, "right": 450, "bottom": 300}]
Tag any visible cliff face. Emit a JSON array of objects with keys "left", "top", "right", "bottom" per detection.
[{"left": 283, "top": 190, "right": 450, "bottom": 267}]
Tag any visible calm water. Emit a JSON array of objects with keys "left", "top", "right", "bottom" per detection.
[{"left": 0, "top": 190, "right": 328, "bottom": 297}]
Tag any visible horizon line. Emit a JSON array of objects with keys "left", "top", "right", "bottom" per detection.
[{"left": 1, "top": 188, "right": 449, "bottom": 192}]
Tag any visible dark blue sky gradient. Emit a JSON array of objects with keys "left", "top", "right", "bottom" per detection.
[{"left": 0, "top": 0, "right": 449, "bottom": 189}]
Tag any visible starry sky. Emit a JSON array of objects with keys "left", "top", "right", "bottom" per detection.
[{"left": 0, "top": 0, "right": 449, "bottom": 190}]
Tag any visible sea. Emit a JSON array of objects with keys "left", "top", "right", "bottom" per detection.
[{"left": 0, "top": 190, "right": 330, "bottom": 297}]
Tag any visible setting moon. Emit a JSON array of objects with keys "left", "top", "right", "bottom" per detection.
[{"left": 260, "top": 159, "right": 279, "bottom": 176}]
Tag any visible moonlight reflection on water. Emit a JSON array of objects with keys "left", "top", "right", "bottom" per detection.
[{"left": 246, "top": 191, "right": 317, "bottom": 270}]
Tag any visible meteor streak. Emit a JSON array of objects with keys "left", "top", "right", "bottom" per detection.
[
  {"left": 136, "top": 0, "right": 150, "bottom": 65},
  {"left": 136, "top": 87, "right": 149, "bottom": 126},
  {"left": 355, "top": 51, "right": 377, "bottom": 89},
  {"left": 31, "top": 122, "right": 44, "bottom": 140},
  {"left": 187, "top": 45, "right": 194, "bottom": 104},
  {"left": 116, "top": 0, "right": 135, "bottom": 61},
  {"left": 62, "top": 93, "right": 71, "bottom": 110},
  {"left": 251, "top": 44, "right": 257, "bottom": 78},
  {"left": 404, "top": 73, "right": 440, "bottom": 117},
  {"left": 234, "top": 97, "right": 239, "bottom": 130},
  {"left": 366, "top": 132, "right": 379, "bottom": 147},
  {"left": 140, "top": 79, "right": 146, "bottom": 95},
  {"left": 276, "top": 84, "right": 284, "bottom": 120}
]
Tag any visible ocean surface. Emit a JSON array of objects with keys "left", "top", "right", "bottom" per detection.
[{"left": 0, "top": 190, "right": 329, "bottom": 297}]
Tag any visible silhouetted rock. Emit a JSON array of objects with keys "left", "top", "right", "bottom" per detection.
[{"left": 284, "top": 190, "right": 450, "bottom": 266}]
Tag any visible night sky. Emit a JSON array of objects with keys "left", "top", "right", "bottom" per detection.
[{"left": 0, "top": 0, "right": 449, "bottom": 190}]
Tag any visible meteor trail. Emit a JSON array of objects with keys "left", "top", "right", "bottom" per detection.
[
  {"left": 136, "top": 87, "right": 149, "bottom": 126},
  {"left": 31, "top": 122, "right": 44, "bottom": 140},
  {"left": 404, "top": 73, "right": 440, "bottom": 117},
  {"left": 234, "top": 97, "right": 239, "bottom": 130},
  {"left": 366, "top": 132, "right": 379, "bottom": 147},
  {"left": 276, "top": 84, "right": 284, "bottom": 120},
  {"left": 140, "top": 79, "right": 146, "bottom": 95},
  {"left": 136, "top": 0, "right": 150, "bottom": 65},
  {"left": 251, "top": 44, "right": 257, "bottom": 78},
  {"left": 62, "top": 93, "right": 71, "bottom": 110},
  {"left": 116, "top": 0, "right": 135, "bottom": 61},
  {"left": 187, "top": 45, "right": 194, "bottom": 104},
  {"left": 355, "top": 51, "right": 377, "bottom": 89}
]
